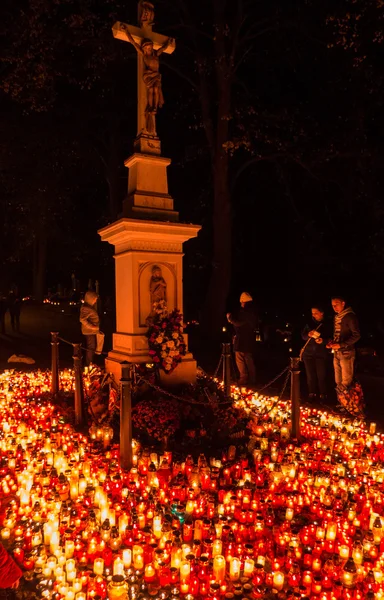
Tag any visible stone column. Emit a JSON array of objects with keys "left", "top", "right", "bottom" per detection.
[{"left": 99, "top": 218, "right": 200, "bottom": 384}]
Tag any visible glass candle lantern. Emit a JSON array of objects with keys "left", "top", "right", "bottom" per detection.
[
  {"left": 273, "top": 571, "right": 284, "bottom": 592},
  {"left": 229, "top": 557, "right": 241, "bottom": 582},
  {"left": 373, "top": 516, "right": 383, "bottom": 544},
  {"left": 122, "top": 549, "right": 132, "bottom": 569},
  {"left": 107, "top": 574, "right": 129, "bottom": 600},
  {"left": 94, "top": 558, "right": 104, "bottom": 576},
  {"left": 339, "top": 546, "right": 350, "bottom": 560},
  {"left": 180, "top": 560, "right": 191, "bottom": 584},
  {"left": 212, "top": 540, "right": 222, "bottom": 558},
  {"left": 341, "top": 558, "right": 357, "bottom": 589},
  {"left": 113, "top": 557, "right": 124, "bottom": 576},
  {"left": 243, "top": 558, "right": 254, "bottom": 578},
  {"left": 133, "top": 545, "right": 144, "bottom": 570},
  {"left": 326, "top": 522, "right": 337, "bottom": 541},
  {"left": 144, "top": 563, "right": 156, "bottom": 582},
  {"left": 352, "top": 542, "right": 363, "bottom": 566}
]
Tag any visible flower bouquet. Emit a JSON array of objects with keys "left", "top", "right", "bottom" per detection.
[
  {"left": 132, "top": 397, "right": 181, "bottom": 443},
  {"left": 146, "top": 300, "right": 187, "bottom": 374},
  {"left": 336, "top": 380, "right": 365, "bottom": 418},
  {"left": 212, "top": 404, "right": 248, "bottom": 439}
]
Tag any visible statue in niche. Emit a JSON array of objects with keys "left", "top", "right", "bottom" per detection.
[
  {"left": 146, "top": 265, "right": 167, "bottom": 324},
  {"left": 150, "top": 265, "right": 167, "bottom": 306}
]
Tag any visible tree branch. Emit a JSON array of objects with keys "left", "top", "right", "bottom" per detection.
[
  {"left": 174, "top": 0, "right": 216, "bottom": 157},
  {"left": 167, "top": 23, "right": 214, "bottom": 41},
  {"left": 231, "top": 153, "right": 320, "bottom": 193},
  {"left": 233, "top": 46, "right": 253, "bottom": 73},
  {"left": 90, "top": 143, "right": 108, "bottom": 172},
  {"left": 230, "top": 0, "right": 244, "bottom": 69},
  {"left": 198, "top": 67, "right": 216, "bottom": 160},
  {"left": 276, "top": 164, "right": 303, "bottom": 221},
  {"left": 162, "top": 61, "right": 199, "bottom": 92}
]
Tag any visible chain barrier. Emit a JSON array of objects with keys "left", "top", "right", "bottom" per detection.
[
  {"left": 213, "top": 355, "right": 223, "bottom": 380},
  {"left": 56, "top": 335, "right": 293, "bottom": 413},
  {"left": 136, "top": 375, "right": 218, "bottom": 406},
  {"left": 212, "top": 344, "right": 291, "bottom": 401},
  {"left": 251, "top": 367, "right": 291, "bottom": 419},
  {"left": 136, "top": 361, "right": 291, "bottom": 411},
  {"left": 214, "top": 342, "right": 290, "bottom": 393},
  {"left": 57, "top": 336, "right": 109, "bottom": 356},
  {"left": 254, "top": 365, "right": 290, "bottom": 394}
]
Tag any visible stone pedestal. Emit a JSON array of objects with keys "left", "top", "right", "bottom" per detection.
[
  {"left": 123, "top": 153, "right": 179, "bottom": 222},
  {"left": 99, "top": 217, "right": 200, "bottom": 384}
]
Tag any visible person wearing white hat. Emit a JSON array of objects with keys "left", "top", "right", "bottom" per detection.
[
  {"left": 227, "top": 292, "right": 257, "bottom": 388},
  {"left": 80, "top": 290, "right": 100, "bottom": 366}
]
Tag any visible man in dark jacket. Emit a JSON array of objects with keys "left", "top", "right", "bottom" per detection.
[
  {"left": 227, "top": 292, "right": 257, "bottom": 387},
  {"left": 327, "top": 296, "right": 360, "bottom": 389}
]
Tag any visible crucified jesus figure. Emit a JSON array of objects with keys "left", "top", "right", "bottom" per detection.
[{"left": 126, "top": 30, "right": 174, "bottom": 135}]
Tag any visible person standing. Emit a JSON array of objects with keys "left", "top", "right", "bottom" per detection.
[
  {"left": 8, "top": 290, "right": 21, "bottom": 332},
  {"left": 327, "top": 296, "right": 360, "bottom": 390},
  {"left": 301, "top": 305, "right": 332, "bottom": 401},
  {"left": 80, "top": 291, "right": 100, "bottom": 366},
  {"left": 227, "top": 292, "right": 257, "bottom": 388}
]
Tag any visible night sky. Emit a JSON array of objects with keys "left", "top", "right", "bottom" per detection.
[{"left": 1, "top": 0, "right": 384, "bottom": 332}]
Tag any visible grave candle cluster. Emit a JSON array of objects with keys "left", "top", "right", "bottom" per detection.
[{"left": 1, "top": 370, "right": 384, "bottom": 600}]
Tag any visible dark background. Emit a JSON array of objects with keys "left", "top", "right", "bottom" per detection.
[{"left": 1, "top": 0, "right": 384, "bottom": 339}]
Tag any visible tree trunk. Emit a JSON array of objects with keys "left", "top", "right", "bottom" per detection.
[
  {"left": 202, "top": 156, "right": 232, "bottom": 337},
  {"left": 199, "top": 0, "right": 234, "bottom": 338},
  {"left": 201, "top": 84, "right": 232, "bottom": 337},
  {"left": 33, "top": 227, "right": 47, "bottom": 302}
]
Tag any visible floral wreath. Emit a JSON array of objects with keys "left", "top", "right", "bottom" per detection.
[
  {"left": 132, "top": 397, "right": 180, "bottom": 441},
  {"left": 146, "top": 300, "right": 187, "bottom": 373}
]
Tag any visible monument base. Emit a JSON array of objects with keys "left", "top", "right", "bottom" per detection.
[
  {"left": 105, "top": 352, "right": 197, "bottom": 388},
  {"left": 159, "top": 354, "right": 197, "bottom": 388}
]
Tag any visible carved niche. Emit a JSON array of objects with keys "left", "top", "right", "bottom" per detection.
[{"left": 138, "top": 261, "right": 177, "bottom": 327}]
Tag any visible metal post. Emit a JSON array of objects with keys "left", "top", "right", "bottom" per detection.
[
  {"left": 290, "top": 357, "right": 301, "bottom": 439},
  {"left": 120, "top": 362, "right": 133, "bottom": 471},
  {"left": 222, "top": 343, "right": 232, "bottom": 401},
  {"left": 73, "top": 344, "right": 84, "bottom": 427},
  {"left": 51, "top": 332, "right": 59, "bottom": 397}
]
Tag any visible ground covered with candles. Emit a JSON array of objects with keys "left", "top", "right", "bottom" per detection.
[{"left": 1, "top": 369, "right": 383, "bottom": 600}]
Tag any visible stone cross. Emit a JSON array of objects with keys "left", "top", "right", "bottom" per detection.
[{"left": 112, "top": 1, "right": 175, "bottom": 148}]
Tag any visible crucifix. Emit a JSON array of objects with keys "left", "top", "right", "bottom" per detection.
[{"left": 113, "top": 1, "right": 175, "bottom": 140}]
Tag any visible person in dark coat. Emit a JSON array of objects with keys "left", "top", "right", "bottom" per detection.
[
  {"left": 301, "top": 305, "right": 332, "bottom": 401},
  {"left": 8, "top": 291, "right": 21, "bottom": 332},
  {"left": 227, "top": 292, "right": 258, "bottom": 387}
]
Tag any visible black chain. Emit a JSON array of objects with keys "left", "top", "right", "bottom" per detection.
[
  {"left": 254, "top": 365, "right": 290, "bottom": 394},
  {"left": 57, "top": 334, "right": 293, "bottom": 415},
  {"left": 250, "top": 368, "right": 291, "bottom": 418},
  {"left": 57, "top": 336, "right": 109, "bottom": 356},
  {"left": 136, "top": 375, "right": 214, "bottom": 406},
  {"left": 213, "top": 355, "right": 223, "bottom": 380}
]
